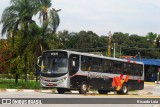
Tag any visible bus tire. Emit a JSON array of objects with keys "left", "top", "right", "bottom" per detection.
[
  {"left": 98, "top": 90, "right": 109, "bottom": 94},
  {"left": 117, "top": 83, "right": 128, "bottom": 95},
  {"left": 57, "top": 88, "right": 65, "bottom": 94},
  {"left": 79, "top": 81, "right": 88, "bottom": 94}
]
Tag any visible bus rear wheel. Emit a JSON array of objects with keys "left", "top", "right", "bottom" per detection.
[
  {"left": 79, "top": 81, "right": 88, "bottom": 94},
  {"left": 98, "top": 90, "right": 109, "bottom": 94},
  {"left": 117, "top": 83, "right": 128, "bottom": 95},
  {"left": 57, "top": 88, "right": 66, "bottom": 94}
]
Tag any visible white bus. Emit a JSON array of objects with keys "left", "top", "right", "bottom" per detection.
[{"left": 37, "top": 50, "right": 144, "bottom": 94}]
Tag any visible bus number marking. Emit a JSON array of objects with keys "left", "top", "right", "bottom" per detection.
[{"left": 51, "top": 52, "right": 58, "bottom": 56}]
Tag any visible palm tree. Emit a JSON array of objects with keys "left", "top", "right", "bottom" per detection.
[
  {"left": 1, "top": 0, "right": 39, "bottom": 45},
  {"left": 38, "top": 0, "right": 51, "bottom": 25},
  {"left": 37, "top": 0, "right": 60, "bottom": 51},
  {"left": 48, "top": 8, "right": 60, "bottom": 33},
  {"left": 1, "top": 0, "right": 61, "bottom": 82},
  {"left": 1, "top": 0, "right": 39, "bottom": 83}
]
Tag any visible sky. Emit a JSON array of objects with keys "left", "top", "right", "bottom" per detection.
[{"left": 0, "top": 0, "right": 160, "bottom": 39}]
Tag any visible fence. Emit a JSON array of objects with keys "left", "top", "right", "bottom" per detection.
[{"left": 0, "top": 73, "right": 40, "bottom": 80}]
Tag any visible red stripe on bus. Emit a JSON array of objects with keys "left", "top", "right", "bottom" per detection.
[
  {"left": 112, "top": 81, "right": 115, "bottom": 87},
  {"left": 124, "top": 75, "right": 129, "bottom": 82},
  {"left": 116, "top": 76, "right": 122, "bottom": 88},
  {"left": 114, "top": 77, "right": 118, "bottom": 87},
  {"left": 120, "top": 74, "right": 123, "bottom": 80}
]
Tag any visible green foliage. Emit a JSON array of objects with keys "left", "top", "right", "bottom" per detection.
[
  {"left": 54, "top": 30, "right": 160, "bottom": 58},
  {"left": 0, "top": 79, "right": 40, "bottom": 89},
  {"left": 0, "top": 0, "right": 60, "bottom": 83},
  {"left": 9, "top": 56, "right": 24, "bottom": 74},
  {"left": 48, "top": 9, "right": 60, "bottom": 33}
]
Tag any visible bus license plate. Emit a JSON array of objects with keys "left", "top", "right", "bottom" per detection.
[{"left": 47, "top": 83, "right": 56, "bottom": 86}]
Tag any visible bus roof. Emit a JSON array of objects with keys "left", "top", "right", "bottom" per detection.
[{"left": 43, "top": 50, "right": 144, "bottom": 65}]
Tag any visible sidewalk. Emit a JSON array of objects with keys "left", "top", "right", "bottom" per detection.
[{"left": 0, "top": 89, "right": 55, "bottom": 93}]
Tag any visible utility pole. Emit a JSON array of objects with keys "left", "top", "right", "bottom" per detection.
[
  {"left": 107, "top": 31, "right": 112, "bottom": 57},
  {"left": 120, "top": 47, "right": 122, "bottom": 58},
  {"left": 113, "top": 43, "right": 115, "bottom": 58}
]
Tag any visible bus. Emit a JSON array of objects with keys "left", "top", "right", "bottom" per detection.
[{"left": 37, "top": 50, "right": 144, "bottom": 94}]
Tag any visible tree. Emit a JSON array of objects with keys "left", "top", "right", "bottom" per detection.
[
  {"left": 48, "top": 9, "right": 60, "bottom": 33},
  {"left": 1, "top": 0, "right": 61, "bottom": 83},
  {"left": 146, "top": 32, "right": 157, "bottom": 44},
  {"left": 1, "top": 0, "right": 36, "bottom": 82},
  {"left": 38, "top": 0, "right": 52, "bottom": 24},
  {"left": 112, "top": 32, "right": 129, "bottom": 45},
  {"left": 1, "top": 0, "right": 40, "bottom": 82},
  {"left": 0, "top": 40, "right": 13, "bottom": 74},
  {"left": 38, "top": 0, "right": 60, "bottom": 52}
]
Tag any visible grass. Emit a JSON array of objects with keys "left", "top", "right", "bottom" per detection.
[{"left": 0, "top": 79, "right": 40, "bottom": 89}]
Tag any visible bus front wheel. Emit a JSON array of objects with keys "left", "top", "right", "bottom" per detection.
[
  {"left": 117, "top": 83, "right": 128, "bottom": 95},
  {"left": 79, "top": 81, "right": 88, "bottom": 94}
]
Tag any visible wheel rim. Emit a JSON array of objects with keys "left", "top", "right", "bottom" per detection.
[
  {"left": 123, "top": 85, "right": 127, "bottom": 93},
  {"left": 82, "top": 84, "right": 87, "bottom": 91}
]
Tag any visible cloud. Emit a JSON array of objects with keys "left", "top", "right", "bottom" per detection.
[
  {"left": 1, "top": 0, "right": 160, "bottom": 38},
  {"left": 52, "top": 0, "right": 160, "bottom": 36}
]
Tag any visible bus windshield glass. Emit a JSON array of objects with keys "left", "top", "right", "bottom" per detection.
[{"left": 40, "top": 51, "right": 68, "bottom": 74}]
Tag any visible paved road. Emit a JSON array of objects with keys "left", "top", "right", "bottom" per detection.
[{"left": 0, "top": 84, "right": 160, "bottom": 107}]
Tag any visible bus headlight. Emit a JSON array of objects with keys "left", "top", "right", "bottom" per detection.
[{"left": 61, "top": 77, "right": 67, "bottom": 82}]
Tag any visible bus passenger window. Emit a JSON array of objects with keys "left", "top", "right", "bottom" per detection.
[
  {"left": 91, "top": 58, "right": 102, "bottom": 72},
  {"left": 87, "top": 66, "right": 91, "bottom": 71},
  {"left": 123, "top": 63, "right": 131, "bottom": 75},
  {"left": 103, "top": 60, "right": 113, "bottom": 73},
  {"left": 139, "top": 65, "right": 143, "bottom": 76},
  {"left": 135, "top": 65, "right": 143, "bottom": 76},
  {"left": 133, "top": 65, "right": 138, "bottom": 76},
  {"left": 113, "top": 61, "right": 122, "bottom": 74},
  {"left": 81, "top": 56, "right": 91, "bottom": 71}
]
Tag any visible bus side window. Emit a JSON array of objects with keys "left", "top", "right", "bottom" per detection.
[
  {"left": 91, "top": 58, "right": 95, "bottom": 72},
  {"left": 123, "top": 63, "right": 131, "bottom": 75},
  {"left": 69, "top": 54, "right": 79, "bottom": 76},
  {"left": 103, "top": 60, "right": 113, "bottom": 73},
  {"left": 81, "top": 56, "right": 86, "bottom": 71},
  {"left": 132, "top": 64, "right": 142, "bottom": 76},
  {"left": 113, "top": 61, "right": 122, "bottom": 74},
  {"left": 81, "top": 56, "right": 91, "bottom": 71},
  {"left": 127, "top": 64, "right": 132, "bottom": 75},
  {"left": 133, "top": 65, "right": 138, "bottom": 76},
  {"left": 139, "top": 65, "right": 143, "bottom": 76},
  {"left": 135, "top": 65, "right": 143, "bottom": 76},
  {"left": 91, "top": 58, "right": 102, "bottom": 72},
  {"left": 123, "top": 63, "right": 127, "bottom": 75}
]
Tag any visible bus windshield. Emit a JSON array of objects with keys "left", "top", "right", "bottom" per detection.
[{"left": 41, "top": 57, "right": 68, "bottom": 74}]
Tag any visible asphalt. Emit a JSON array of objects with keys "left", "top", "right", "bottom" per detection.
[{"left": 0, "top": 82, "right": 159, "bottom": 96}]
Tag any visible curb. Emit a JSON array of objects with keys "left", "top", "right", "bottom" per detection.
[
  {"left": 0, "top": 89, "right": 55, "bottom": 93},
  {"left": 0, "top": 89, "right": 115, "bottom": 94},
  {"left": 144, "top": 82, "right": 155, "bottom": 85}
]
